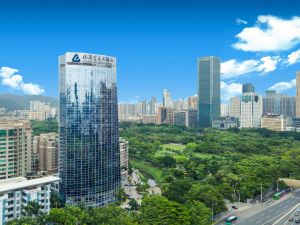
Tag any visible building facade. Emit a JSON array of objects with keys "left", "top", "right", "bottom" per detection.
[
  {"left": 59, "top": 52, "right": 120, "bottom": 207},
  {"left": 242, "top": 83, "right": 255, "bottom": 93},
  {"left": 187, "top": 109, "right": 198, "bottom": 128},
  {"left": 163, "top": 89, "right": 172, "bottom": 108},
  {"left": 0, "top": 120, "right": 32, "bottom": 180},
  {"left": 119, "top": 138, "right": 129, "bottom": 185},
  {"left": 212, "top": 117, "right": 239, "bottom": 130},
  {"left": 188, "top": 95, "right": 198, "bottom": 110},
  {"left": 140, "top": 115, "right": 157, "bottom": 124},
  {"left": 229, "top": 97, "right": 241, "bottom": 118},
  {"left": 174, "top": 111, "right": 187, "bottom": 127},
  {"left": 296, "top": 71, "right": 300, "bottom": 118},
  {"left": 198, "top": 56, "right": 220, "bottom": 128},
  {"left": 263, "top": 90, "right": 296, "bottom": 117},
  {"left": 240, "top": 93, "right": 262, "bottom": 128},
  {"left": 261, "top": 115, "right": 291, "bottom": 131},
  {"left": 0, "top": 176, "right": 59, "bottom": 224},
  {"left": 33, "top": 133, "right": 58, "bottom": 174},
  {"left": 220, "top": 104, "right": 229, "bottom": 117},
  {"left": 157, "top": 107, "right": 167, "bottom": 124}
]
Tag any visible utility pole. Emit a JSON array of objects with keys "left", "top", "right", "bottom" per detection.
[
  {"left": 233, "top": 188, "right": 236, "bottom": 202},
  {"left": 290, "top": 173, "right": 295, "bottom": 192},
  {"left": 261, "top": 183, "right": 263, "bottom": 203},
  {"left": 276, "top": 179, "right": 279, "bottom": 192}
]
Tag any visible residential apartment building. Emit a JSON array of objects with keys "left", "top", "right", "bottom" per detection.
[
  {"left": 0, "top": 120, "right": 32, "bottom": 180},
  {"left": 32, "top": 133, "right": 58, "bottom": 174},
  {"left": 0, "top": 176, "right": 59, "bottom": 224}
]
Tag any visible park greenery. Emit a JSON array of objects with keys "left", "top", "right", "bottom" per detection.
[{"left": 16, "top": 121, "right": 300, "bottom": 224}]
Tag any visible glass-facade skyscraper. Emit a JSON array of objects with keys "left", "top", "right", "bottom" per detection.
[
  {"left": 59, "top": 52, "right": 120, "bottom": 207},
  {"left": 242, "top": 83, "right": 255, "bottom": 93},
  {"left": 198, "top": 56, "right": 220, "bottom": 128}
]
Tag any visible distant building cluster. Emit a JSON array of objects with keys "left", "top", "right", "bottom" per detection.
[
  {"left": 119, "top": 93, "right": 198, "bottom": 128},
  {"left": 0, "top": 100, "right": 57, "bottom": 121},
  {"left": 119, "top": 57, "right": 300, "bottom": 132}
]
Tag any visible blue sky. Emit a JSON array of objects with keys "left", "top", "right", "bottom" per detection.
[{"left": 0, "top": 0, "right": 300, "bottom": 103}]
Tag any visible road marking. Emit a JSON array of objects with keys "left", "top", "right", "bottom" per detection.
[
  {"left": 261, "top": 203, "right": 300, "bottom": 225},
  {"left": 272, "top": 202, "right": 300, "bottom": 225}
]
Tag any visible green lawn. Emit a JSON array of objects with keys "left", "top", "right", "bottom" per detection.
[
  {"left": 161, "top": 143, "right": 186, "bottom": 152},
  {"left": 193, "top": 152, "right": 222, "bottom": 159},
  {"left": 130, "top": 160, "right": 164, "bottom": 183}
]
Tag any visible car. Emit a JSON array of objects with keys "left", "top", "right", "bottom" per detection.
[
  {"left": 296, "top": 212, "right": 299, "bottom": 216},
  {"left": 289, "top": 217, "right": 294, "bottom": 222},
  {"left": 295, "top": 219, "right": 300, "bottom": 223},
  {"left": 298, "top": 209, "right": 300, "bottom": 212},
  {"left": 232, "top": 206, "right": 238, "bottom": 210}
]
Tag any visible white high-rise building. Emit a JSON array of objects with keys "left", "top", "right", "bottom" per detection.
[
  {"left": 163, "top": 89, "right": 172, "bottom": 107},
  {"left": 229, "top": 97, "right": 241, "bottom": 118},
  {"left": 220, "top": 104, "right": 229, "bottom": 117},
  {"left": 240, "top": 92, "right": 262, "bottom": 128}
]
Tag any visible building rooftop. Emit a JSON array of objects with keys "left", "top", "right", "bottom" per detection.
[{"left": 0, "top": 176, "right": 60, "bottom": 193}]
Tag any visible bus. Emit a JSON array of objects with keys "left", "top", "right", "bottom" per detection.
[
  {"left": 273, "top": 190, "right": 287, "bottom": 200},
  {"left": 225, "top": 216, "right": 238, "bottom": 224}
]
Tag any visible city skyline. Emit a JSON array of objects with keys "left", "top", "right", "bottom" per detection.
[{"left": 0, "top": 0, "right": 300, "bottom": 102}]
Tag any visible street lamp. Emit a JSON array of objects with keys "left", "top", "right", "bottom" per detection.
[{"left": 211, "top": 203, "right": 217, "bottom": 221}]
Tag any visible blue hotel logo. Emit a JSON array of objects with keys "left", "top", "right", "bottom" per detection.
[{"left": 72, "top": 54, "right": 81, "bottom": 63}]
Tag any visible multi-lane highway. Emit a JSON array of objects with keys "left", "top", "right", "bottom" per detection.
[{"left": 216, "top": 190, "right": 300, "bottom": 225}]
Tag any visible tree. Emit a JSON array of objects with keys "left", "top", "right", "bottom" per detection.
[
  {"left": 185, "top": 184, "right": 227, "bottom": 214},
  {"left": 117, "top": 188, "right": 127, "bottom": 204},
  {"left": 158, "top": 156, "right": 176, "bottom": 168},
  {"left": 50, "top": 191, "right": 64, "bottom": 208},
  {"left": 140, "top": 196, "right": 190, "bottom": 225},
  {"left": 128, "top": 198, "right": 139, "bottom": 210},
  {"left": 89, "top": 204, "right": 137, "bottom": 225},
  {"left": 163, "top": 179, "right": 193, "bottom": 204},
  {"left": 23, "top": 201, "right": 41, "bottom": 217},
  {"left": 187, "top": 201, "right": 212, "bottom": 225}
]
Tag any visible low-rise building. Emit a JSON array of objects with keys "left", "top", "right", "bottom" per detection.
[
  {"left": 261, "top": 115, "right": 291, "bottom": 131},
  {"left": 0, "top": 176, "right": 60, "bottom": 224},
  {"left": 140, "top": 115, "right": 157, "bottom": 124},
  {"left": 212, "top": 117, "right": 239, "bottom": 130}
]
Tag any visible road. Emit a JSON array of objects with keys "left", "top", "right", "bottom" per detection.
[{"left": 216, "top": 190, "right": 300, "bottom": 225}]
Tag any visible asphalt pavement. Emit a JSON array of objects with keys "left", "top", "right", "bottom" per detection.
[{"left": 216, "top": 190, "right": 300, "bottom": 225}]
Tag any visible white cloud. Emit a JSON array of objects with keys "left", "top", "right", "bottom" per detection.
[
  {"left": 256, "top": 56, "right": 280, "bottom": 73},
  {"left": 0, "top": 67, "right": 18, "bottom": 78},
  {"left": 287, "top": 49, "right": 300, "bottom": 65},
  {"left": 221, "top": 81, "right": 242, "bottom": 102},
  {"left": 269, "top": 79, "right": 296, "bottom": 91},
  {"left": 236, "top": 18, "right": 248, "bottom": 25},
  {"left": 2, "top": 75, "right": 23, "bottom": 89},
  {"left": 21, "top": 83, "right": 45, "bottom": 95},
  {"left": 221, "top": 59, "right": 258, "bottom": 79},
  {"left": 221, "top": 56, "right": 280, "bottom": 79},
  {"left": 233, "top": 15, "right": 300, "bottom": 52},
  {"left": 0, "top": 67, "right": 44, "bottom": 95}
]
